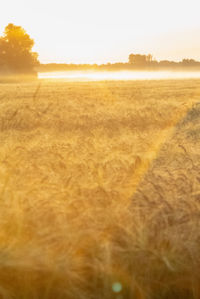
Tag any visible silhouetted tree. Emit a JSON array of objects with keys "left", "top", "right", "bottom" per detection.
[
  {"left": 128, "top": 54, "right": 135, "bottom": 64},
  {"left": 147, "top": 54, "right": 153, "bottom": 62},
  {"left": 0, "top": 23, "right": 39, "bottom": 74}
]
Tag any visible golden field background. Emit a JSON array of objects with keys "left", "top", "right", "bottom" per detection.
[{"left": 0, "top": 79, "right": 200, "bottom": 298}]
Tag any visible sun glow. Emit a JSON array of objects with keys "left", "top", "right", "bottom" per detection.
[{"left": 1, "top": 0, "right": 200, "bottom": 63}]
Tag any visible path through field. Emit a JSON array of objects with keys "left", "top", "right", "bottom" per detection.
[{"left": 125, "top": 97, "right": 200, "bottom": 200}]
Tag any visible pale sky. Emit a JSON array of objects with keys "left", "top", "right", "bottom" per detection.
[{"left": 1, "top": 0, "right": 200, "bottom": 64}]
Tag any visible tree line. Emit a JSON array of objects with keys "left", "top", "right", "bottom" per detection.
[
  {"left": 39, "top": 53, "right": 200, "bottom": 72},
  {"left": 128, "top": 53, "right": 200, "bottom": 68},
  {"left": 1, "top": 23, "right": 200, "bottom": 75}
]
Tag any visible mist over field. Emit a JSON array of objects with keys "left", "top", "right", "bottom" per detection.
[{"left": 38, "top": 70, "right": 200, "bottom": 81}]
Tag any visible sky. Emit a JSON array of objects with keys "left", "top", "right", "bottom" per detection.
[{"left": 1, "top": 0, "right": 200, "bottom": 64}]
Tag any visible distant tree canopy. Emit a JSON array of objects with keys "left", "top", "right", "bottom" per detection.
[
  {"left": 129, "top": 53, "right": 153, "bottom": 65},
  {"left": 0, "top": 23, "right": 39, "bottom": 74}
]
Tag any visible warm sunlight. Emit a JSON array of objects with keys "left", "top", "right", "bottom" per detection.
[
  {"left": 1, "top": 1, "right": 200, "bottom": 298},
  {"left": 1, "top": 0, "right": 200, "bottom": 63}
]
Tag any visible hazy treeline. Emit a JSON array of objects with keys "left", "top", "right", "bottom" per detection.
[
  {"left": 1, "top": 22, "right": 200, "bottom": 74},
  {"left": 38, "top": 54, "right": 200, "bottom": 72}
]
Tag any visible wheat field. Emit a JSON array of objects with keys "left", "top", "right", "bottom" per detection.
[{"left": 0, "top": 79, "right": 200, "bottom": 298}]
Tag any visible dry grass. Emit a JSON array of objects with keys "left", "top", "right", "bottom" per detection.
[{"left": 0, "top": 79, "right": 200, "bottom": 298}]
